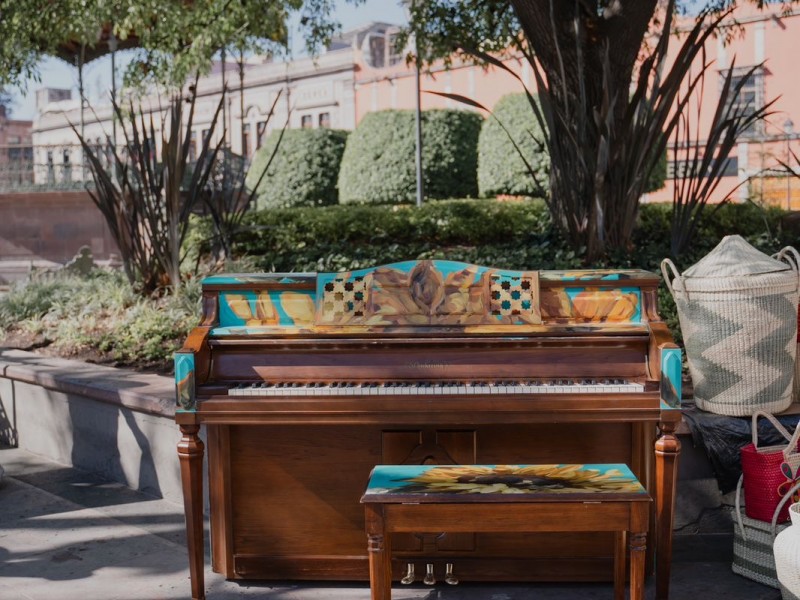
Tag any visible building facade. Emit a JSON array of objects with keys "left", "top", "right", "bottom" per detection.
[
  {"left": 26, "top": 9, "right": 800, "bottom": 208},
  {"left": 0, "top": 105, "right": 33, "bottom": 189}
]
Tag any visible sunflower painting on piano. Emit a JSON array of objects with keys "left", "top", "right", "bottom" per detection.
[{"left": 364, "top": 464, "right": 646, "bottom": 498}]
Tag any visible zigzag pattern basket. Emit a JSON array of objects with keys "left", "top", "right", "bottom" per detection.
[{"left": 663, "top": 236, "right": 800, "bottom": 417}]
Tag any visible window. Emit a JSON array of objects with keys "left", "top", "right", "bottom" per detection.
[
  {"left": 201, "top": 129, "right": 211, "bottom": 146},
  {"left": 189, "top": 131, "right": 197, "bottom": 162},
  {"left": 62, "top": 148, "right": 72, "bottom": 183},
  {"left": 242, "top": 123, "right": 251, "bottom": 157},
  {"left": 368, "top": 33, "right": 386, "bottom": 68},
  {"left": 301, "top": 114, "right": 313, "bottom": 129},
  {"left": 318, "top": 112, "right": 330, "bottom": 128},
  {"left": 667, "top": 156, "right": 738, "bottom": 180},
  {"left": 388, "top": 31, "right": 402, "bottom": 66},
  {"left": 256, "top": 121, "right": 268, "bottom": 148},
  {"left": 722, "top": 66, "right": 764, "bottom": 138}
]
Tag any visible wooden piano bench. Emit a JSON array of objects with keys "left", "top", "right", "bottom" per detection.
[{"left": 361, "top": 464, "right": 651, "bottom": 600}]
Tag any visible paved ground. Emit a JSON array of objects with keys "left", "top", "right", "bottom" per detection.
[{"left": 0, "top": 446, "right": 783, "bottom": 600}]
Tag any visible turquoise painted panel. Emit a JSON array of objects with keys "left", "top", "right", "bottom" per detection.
[
  {"left": 203, "top": 273, "right": 315, "bottom": 285},
  {"left": 660, "top": 346, "right": 682, "bottom": 409},
  {"left": 218, "top": 290, "right": 316, "bottom": 327},
  {"left": 560, "top": 286, "right": 642, "bottom": 323},
  {"left": 541, "top": 270, "right": 654, "bottom": 282},
  {"left": 174, "top": 352, "right": 195, "bottom": 411}
]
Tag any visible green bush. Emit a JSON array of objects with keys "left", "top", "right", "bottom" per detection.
[
  {"left": 247, "top": 128, "right": 349, "bottom": 209},
  {"left": 232, "top": 198, "right": 578, "bottom": 272},
  {"left": 478, "top": 93, "right": 549, "bottom": 198},
  {"left": 338, "top": 109, "right": 483, "bottom": 205}
]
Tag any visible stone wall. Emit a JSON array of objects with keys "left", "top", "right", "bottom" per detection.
[
  {"left": 0, "top": 190, "right": 117, "bottom": 264},
  {"left": 0, "top": 349, "right": 183, "bottom": 503}
]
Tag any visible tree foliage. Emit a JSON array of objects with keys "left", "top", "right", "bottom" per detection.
[
  {"left": 0, "top": 0, "right": 358, "bottom": 89},
  {"left": 405, "top": 0, "right": 798, "bottom": 261}
]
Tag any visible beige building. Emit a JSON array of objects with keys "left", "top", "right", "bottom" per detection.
[
  {"left": 28, "top": 9, "right": 800, "bottom": 207},
  {"left": 29, "top": 24, "right": 398, "bottom": 184}
]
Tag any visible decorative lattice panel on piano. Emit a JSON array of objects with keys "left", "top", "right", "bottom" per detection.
[
  {"left": 318, "top": 274, "right": 370, "bottom": 324},
  {"left": 315, "top": 261, "right": 543, "bottom": 327},
  {"left": 490, "top": 273, "right": 541, "bottom": 324}
]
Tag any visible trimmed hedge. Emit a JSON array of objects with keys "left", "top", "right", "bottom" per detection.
[
  {"left": 226, "top": 199, "right": 794, "bottom": 343},
  {"left": 338, "top": 109, "right": 483, "bottom": 205},
  {"left": 247, "top": 128, "right": 349, "bottom": 209},
  {"left": 478, "top": 93, "right": 549, "bottom": 198}
]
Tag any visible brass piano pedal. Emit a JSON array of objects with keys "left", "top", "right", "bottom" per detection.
[
  {"left": 400, "top": 563, "right": 415, "bottom": 585},
  {"left": 423, "top": 563, "right": 436, "bottom": 585},
  {"left": 445, "top": 563, "right": 459, "bottom": 585}
]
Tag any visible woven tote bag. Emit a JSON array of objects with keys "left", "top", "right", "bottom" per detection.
[
  {"left": 741, "top": 412, "right": 800, "bottom": 523},
  {"left": 733, "top": 476, "right": 800, "bottom": 588},
  {"left": 662, "top": 236, "right": 800, "bottom": 416}
]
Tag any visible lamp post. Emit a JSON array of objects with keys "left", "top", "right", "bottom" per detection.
[
  {"left": 403, "top": 0, "right": 424, "bottom": 207},
  {"left": 108, "top": 32, "right": 118, "bottom": 151},
  {"left": 785, "top": 118, "right": 794, "bottom": 210}
]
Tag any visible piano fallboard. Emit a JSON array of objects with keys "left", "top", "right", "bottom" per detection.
[{"left": 205, "top": 335, "right": 651, "bottom": 384}]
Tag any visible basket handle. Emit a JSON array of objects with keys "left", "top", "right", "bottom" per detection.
[
  {"left": 775, "top": 246, "right": 800, "bottom": 274},
  {"left": 751, "top": 410, "right": 795, "bottom": 448},
  {"left": 660, "top": 258, "right": 681, "bottom": 297},
  {"left": 771, "top": 481, "right": 800, "bottom": 540},
  {"left": 735, "top": 474, "right": 747, "bottom": 541}
]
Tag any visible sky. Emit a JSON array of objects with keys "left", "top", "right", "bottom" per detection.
[{"left": 8, "top": 0, "right": 408, "bottom": 121}]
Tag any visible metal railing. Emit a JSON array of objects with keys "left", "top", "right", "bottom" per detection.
[
  {"left": 0, "top": 144, "right": 100, "bottom": 193},
  {"left": 0, "top": 143, "right": 252, "bottom": 194}
]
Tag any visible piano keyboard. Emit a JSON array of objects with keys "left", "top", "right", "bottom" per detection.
[{"left": 228, "top": 379, "right": 645, "bottom": 397}]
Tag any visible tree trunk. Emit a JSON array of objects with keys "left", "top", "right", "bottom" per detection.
[{"left": 509, "top": 0, "right": 658, "bottom": 261}]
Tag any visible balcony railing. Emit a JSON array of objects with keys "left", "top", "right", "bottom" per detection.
[
  {"left": 0, "top": 143, "right": 252, "bottom": 194},
  {"left": 0, "top": 144, "right": 99, "bottom": 193}
]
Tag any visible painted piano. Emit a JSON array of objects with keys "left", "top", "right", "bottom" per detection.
[{"left": 175, "top": 260, "right": 682, "bottom": 600}]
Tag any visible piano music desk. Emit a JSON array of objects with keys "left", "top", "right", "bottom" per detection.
[{"left": 362, "top": 464, "right": 651, "bottom": 600}]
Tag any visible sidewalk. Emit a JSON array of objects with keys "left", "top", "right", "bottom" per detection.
[{"left": 0, "top": 446, "right": 782, "bottom": 600}]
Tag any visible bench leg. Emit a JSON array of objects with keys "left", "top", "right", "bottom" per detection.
[
  {"left": 629, "top": 532, "right": 647, "bottom": 600},
  {"left": 366, "top": 504, "right": 392, "bottom": 600},
  {"left": 614, "top": 530, "right": 626, "bottom": 600}
]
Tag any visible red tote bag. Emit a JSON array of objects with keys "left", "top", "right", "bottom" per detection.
[{"left": 741, "top": 411, "right": 800, "bottom": 523}]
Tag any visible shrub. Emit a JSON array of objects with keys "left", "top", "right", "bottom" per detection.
[
  {"left": 231, "top": 198, "right": 565, "bottom": 272},
  {"left": 247, "top": 128, "right": 349, "bottom": 209},
  {"left": 478, "top": 93, "right": 549, "bottom": 198},
  {"left": 338, "top": 109, "right": 483, "bottom": 204},
  {"left": 0, "top": 270, "right": 200, "bottom": 371}
]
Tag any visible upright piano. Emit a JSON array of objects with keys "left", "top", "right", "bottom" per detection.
[{"left": 175, "top": 260, "right": 682, "bottom": 600}]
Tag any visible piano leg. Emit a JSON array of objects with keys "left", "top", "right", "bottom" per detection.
[
  {"left": 655, "top": 420, "right": 681, "bottom": 600},
  {"left": 178, "top": 424, "right": 206, "bottom": 600}
]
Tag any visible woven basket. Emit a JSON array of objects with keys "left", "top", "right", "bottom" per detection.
[
  {"left": 662, "top": 236, "right": 800, "bottom": 416},
  {"left": 733, "top": 475, "right": 795, "bottom": 588}
]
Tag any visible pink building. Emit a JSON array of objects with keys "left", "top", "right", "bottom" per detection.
[{"left": 353, "top": 6, "right": 800, "bottom": 208}]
